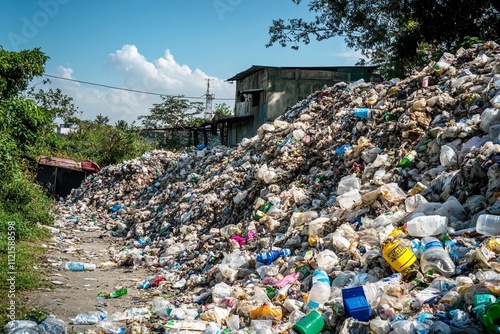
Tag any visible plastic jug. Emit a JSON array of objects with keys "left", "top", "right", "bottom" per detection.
[
  {"left": 405, "top": 215, "right": 448, "bottom": 237},
  {"left": 476, "top": 214, "right": 500, "bottom": 236}
]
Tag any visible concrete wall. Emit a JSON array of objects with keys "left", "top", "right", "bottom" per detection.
[{"left": 266, "top": 68, "right": 348, "bottom": 119}]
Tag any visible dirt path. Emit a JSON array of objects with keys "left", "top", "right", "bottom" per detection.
[{"left": 25, "top": 221, "right": 155, "bottom": 333}]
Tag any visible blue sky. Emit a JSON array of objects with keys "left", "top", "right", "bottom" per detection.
[{"left": 1, "top": 0, "right": 362, "bottom": 124}]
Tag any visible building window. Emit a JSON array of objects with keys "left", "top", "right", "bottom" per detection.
[{"left": 252, "top": 92, "right": 260, "bottom": 107}]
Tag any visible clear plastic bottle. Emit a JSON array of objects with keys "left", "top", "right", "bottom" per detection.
[
  {"left": 405, "top": 215, "right": 448, "bottom": 237},
  {"left": 331, "top": 271, "right": 357, "bottom": 288},
  {"left": 476, "top": 214, "right": 500, "bottom": 236},
  {"left": 64, "top": 261, "right": 96, "bottom": 271},
  {"left": 306, "top": 269, "right": 331, "bottom": 310},
  {"left": 420, "top": 237, "right": 455, "bottom": 277},
  {"left": 256, "top": 248, "right": 291, "bottom": 265},
  {"left": 71, "top": 311, "right": 107, "bottom": 325}
]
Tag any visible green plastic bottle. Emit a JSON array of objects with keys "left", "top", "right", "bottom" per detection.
[
  {"left": 109, "top": 287, "right": 127, "bottom": 298},
  {"left": 397, "top": 150, "right": 417, "bottom": 168}
]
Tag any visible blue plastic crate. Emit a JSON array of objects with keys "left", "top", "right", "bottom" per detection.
[{"left": 342, "top": 286, "right": 371, "bottom": 322}]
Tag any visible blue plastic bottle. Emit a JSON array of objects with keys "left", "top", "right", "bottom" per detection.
[{"left": 256, "top": 249, "right": 291, "bottom": 265}]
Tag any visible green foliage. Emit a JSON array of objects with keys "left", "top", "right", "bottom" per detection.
[
  {"left": 0, "top": 46, "right": 49, "bottom": 100},
  {"left": 0, "top": 96, "right": 56, "bottom": 157},
  {"left": 460, "top": 36, "right": 485, "bottom": 49},
  {"left": 0, "top": 47, "right": 61, "bottom": 329},
  {"left": 60, "top": 119, "right": 151, "bottom": 166},
  {"left": 187, "top": 117, "right": 207, "bottom": 128},
  {"left": 28, "top": 82, "right": 79, "bottom": 123},
  {"left": 0, "top": 174, "right": 55, "bottom": 227},
  {"left": 139, "top": 95, "right": 204, "bottom": 129},
  {"left": 214, "top": 103, "right": 233, "bottom": 116},
  {"left": 0, "top": 132, "right": 18, "bottom": 180},
  {"left": 267, "top": 0, "right": 500, "bottom": 78}
]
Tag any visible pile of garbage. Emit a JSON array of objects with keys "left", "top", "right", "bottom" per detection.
[{"left": 10, "top": 41, "right": 500, "bottom": 334}]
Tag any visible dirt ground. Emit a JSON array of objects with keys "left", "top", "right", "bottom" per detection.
[{"left": 24, "top": 224, "right": 156, "bottom": 333}]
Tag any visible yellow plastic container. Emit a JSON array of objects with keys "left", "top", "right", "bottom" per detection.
[{"left": 382, "top": 241, "right": 416, "bottom": 272}]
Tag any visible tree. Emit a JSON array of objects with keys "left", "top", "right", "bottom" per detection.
[
  {"left": 139, "top": 95, "right": 204, "bottom": 129},
  {"left": 94, "top": 113, "right": 110, "bottom": 125},
  {"left": 28, "top": 82, "right": 79, "bottom": 123},
  {"left": 115, "top": 120, "right": 129, "bottom": 131},
  {"left": 267, "top": 0, "right": 500, "bottom": 78},
  {"left": 0, "top": 46, "right": 55, "bottom": 170},
  {"left": 0, "top": 46, "right": 49, "bottom": 100},
  {"left": 61, "top": 119, "right": 150, "bottom": 166},
  {"left": 214, "top": 103, "right": 233, "bottom": 116}
]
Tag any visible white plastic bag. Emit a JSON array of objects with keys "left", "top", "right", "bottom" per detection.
[
  {"left": 480, "top": 108, "right": 500, "bottom": 132},
  {"left": 315, "top": 249, "right": 338, "bottom": 272},
  {"left": 337, "top": 175, "right": 361, "bottom": 195},
  {"left": 439, "top": 145, "right": 458, "bottom": 167}
]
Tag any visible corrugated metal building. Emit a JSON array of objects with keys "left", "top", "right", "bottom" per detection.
[{"left": 226, "top": 65, "right": 378, "bottom": 144}]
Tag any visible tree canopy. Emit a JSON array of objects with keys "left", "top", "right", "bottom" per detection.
[
  {"left": 267, "top": 0, "right": 500, "bottom": 78},
  {"left": 0, "top": 46, "right": 48, "bottom": 100},
  {"left": 28, "top": 82, "right": 79, "bottom": 123},
  {"left": 139, "top": 95, "right": 204, "bottom": 129},
  {"left": 214, "top": 103, "right": 233, "bottom": 116}
]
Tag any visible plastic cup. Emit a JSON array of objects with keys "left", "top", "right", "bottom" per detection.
[{"left": 292, "top": 310, "right": 325, "bottom": 334}]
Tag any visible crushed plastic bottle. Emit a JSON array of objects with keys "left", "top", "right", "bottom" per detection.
[
  {"left": 256, "top": 248, "right": 291, "bottom": 265},
  {"left": 71, "top": 310, "right": 107, "bottom": 325},
  {"left": 405, "top": 215, "right": 448, "bottom": 237},
  {"left": 420, "top": 237, "right": 456, "bottom": 277}
]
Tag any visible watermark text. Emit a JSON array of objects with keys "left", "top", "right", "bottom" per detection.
[
  {"left": 7, "top": 0, "right": 70, "bottom": 50},
  {"left": 7, "top": 221, "right": 16, "bottom": 321},
  {"left": 213, "top": 0, "right": 242, "bottom": 21}
]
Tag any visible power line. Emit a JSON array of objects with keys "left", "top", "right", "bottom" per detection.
[{"left": 42, "top": 74, "right": 235, "bottom": 101}]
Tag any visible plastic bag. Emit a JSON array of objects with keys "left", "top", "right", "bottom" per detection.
[
  {"left": 440, "top": 145, "right": 458, "bottom": 167},
  {"left": 458, "top": 136, "right": 489, "bottom": 163},
  {"left": 71, "top": 310, "right": 107, "bottom": 325},
  {"left": 480, "top": 108, "right": 500, "bottom": 132},
  {"left": 315, "top": 249, "right": 338, "bottom": 272},
  {"left": 337, "top": 175, "right": 361, "bottom": 195}
]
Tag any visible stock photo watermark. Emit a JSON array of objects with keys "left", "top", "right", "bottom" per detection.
[
  {"left": 213, "top": 0, "right": 242, "bottom": 21},
  {"left": 7, "top": 0, "right": 70, "bottom": 50},
  {"left": 7, "top": 221, "right": 16, "bottom": 321}
]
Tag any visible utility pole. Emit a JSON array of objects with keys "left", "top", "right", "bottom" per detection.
[{"left": 204, "top": 78, "right": 214, "bottom": 120}]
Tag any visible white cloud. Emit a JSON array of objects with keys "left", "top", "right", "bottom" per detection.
[{"left": 48, "top": 45, "right": 235, "bottom": 125}]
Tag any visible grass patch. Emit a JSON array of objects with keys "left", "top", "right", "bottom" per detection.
[{"left": 0, "top": 210, "right": 53, "bottom": 330}]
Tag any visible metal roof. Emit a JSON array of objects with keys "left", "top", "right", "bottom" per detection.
[
  {"left": 38, "top": 155, "right": 100, "bottom": 173},
  {"left": 226, "top": 65, "right": 378, "bottom": 82}
]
